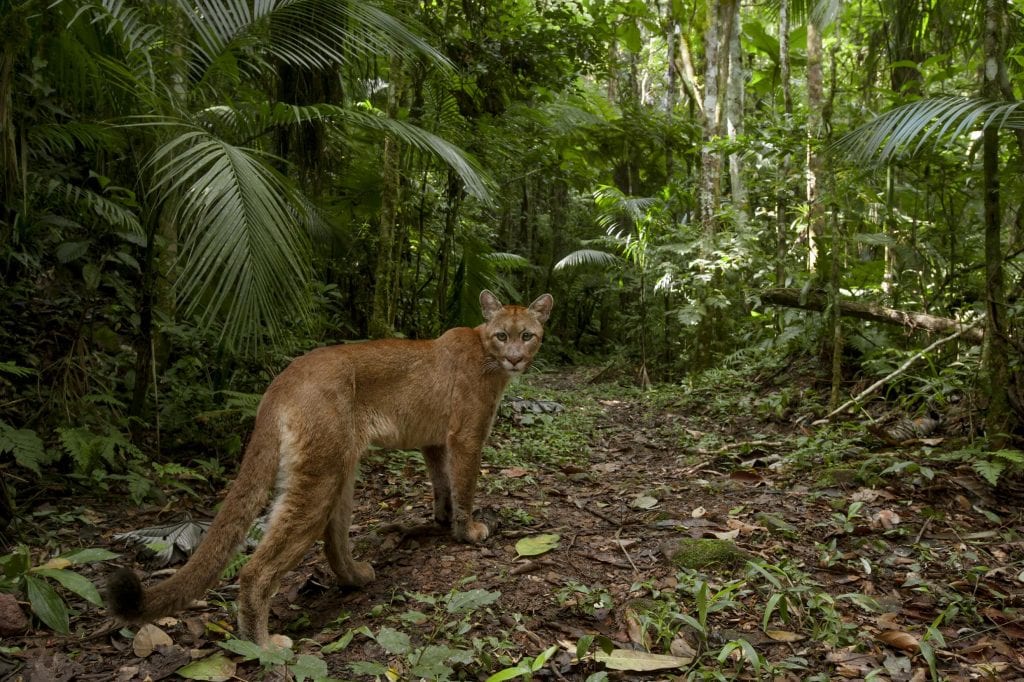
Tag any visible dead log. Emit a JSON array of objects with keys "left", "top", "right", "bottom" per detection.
[{"left": 759, "top": 288, "right": 984, "bottom": 344}]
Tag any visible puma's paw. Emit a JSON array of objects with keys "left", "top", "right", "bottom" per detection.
[
  {"left": 454, "top": 520, "right": 489, "bottom": 544},
  {"left": 340, "top": 561, "right": 375, "bottom": 587}
]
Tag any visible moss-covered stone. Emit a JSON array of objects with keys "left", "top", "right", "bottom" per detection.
[{"left": 659, "top": 538, "right": 749, "bottom": 571}]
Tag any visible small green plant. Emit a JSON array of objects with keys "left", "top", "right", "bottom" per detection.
[
  {"left": 328, "top": 582, "right": 514, "bottom": 680},
  {"left": 0, "top": 546, "right": 118, "bottom": 633},
  {"left": 484, "top": 644, "right": 559, "bottom": 682},
  {"left": 555, "top": 581, "right": 614, "bottom": 618}
]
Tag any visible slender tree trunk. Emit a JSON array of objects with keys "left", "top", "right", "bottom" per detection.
[
  {"left": 436, "top": 170, "right": 461, "bottom": 329},
  {"left": 779, "top": 0, "right": 792, "bottom": 115},
  {"left": 698, "top": 0, "right": 724, "bottom": 237},
  {"left": 981, "top": 0, "right": 1014, "bottom": 441},
  {"left": 369, "top": 55, "right": 403, "bottom": 338},
  {"left": 805, "top": 18, "right": 824, "bottom": 272},
  {"left": 775, "top": 0, "right": 792, "bottom": 294},
  {"left": 726, "top": 0, "right": 746, "bottom": 220}
]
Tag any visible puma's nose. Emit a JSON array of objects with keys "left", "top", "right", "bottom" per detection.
[{"left": 506, "top": 353, "right": 524, "bottom": 366}]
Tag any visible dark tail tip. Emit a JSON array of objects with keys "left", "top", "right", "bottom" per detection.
[{"left": 106, "top": 568, "right": 145, "bottom": 620}]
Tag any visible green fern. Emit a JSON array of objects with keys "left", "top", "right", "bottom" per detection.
[
  {"left": 973, "top": 459, "right": 1005, "bottom": 487},
  {"left": 0, "top": 420, "right": 51, "bottom": 475},
  {"left": 0, "top": 361, "right": 35, "bottom": 379},
  {"left": 220, "top": 551, "right": 251, "bottom": 580}
]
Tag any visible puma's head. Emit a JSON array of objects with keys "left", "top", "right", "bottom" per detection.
[{"left": 479, "top": 290, "right": 554, "bottom": 375}]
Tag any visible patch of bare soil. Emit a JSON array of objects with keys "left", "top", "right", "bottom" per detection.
[{"left": 3, "top": 369, "right": 1024, "bottom": 680}]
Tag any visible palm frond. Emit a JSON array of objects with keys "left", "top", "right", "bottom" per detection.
[
  {"left": 266, "top": 103, "right": 492, "bottom": 201},
  {"left": 148, "top": 129, "right": 312, "bottom": 349},
  {"left": 181, "top": 0, "right": 450, "bottom": 72},
  {"left": 834, "top": 96, "right": 1024, "bottom": 164},
  {"left": 40, "top": 178, "right": 143, "bottom": 235},
  {"left": 553, "top": 249, "right": 620, "bottom": 271},
  {"left": 485, "top": 252, "right": 531, "bottom": 270}
]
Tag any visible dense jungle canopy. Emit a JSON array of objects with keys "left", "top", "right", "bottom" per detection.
[{"left": 3, "top": 0, "right": 1024, "bottom": 679}]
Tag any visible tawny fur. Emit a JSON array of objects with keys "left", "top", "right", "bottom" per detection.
[{"left": 107, "top": 290, "right": 553, "bottom": 647}]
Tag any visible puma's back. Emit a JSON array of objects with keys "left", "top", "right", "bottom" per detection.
[{"left": 108, "top": 290, "right": 553, "bottom": 647}]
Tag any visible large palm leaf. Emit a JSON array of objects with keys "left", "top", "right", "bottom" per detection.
[
  {"left": 149, "top": 130, "right": 312, "bottom": 348},
  {"left": 834, "top": 96, "right": 1024, "bottom": 164}
]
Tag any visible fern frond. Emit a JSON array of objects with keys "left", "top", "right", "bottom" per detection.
[
  {"left": 554, "top": 249, "right": 620, "bottom": 271},
  {"left": 0, "top": 421, "right": 50, "bottom": 475}
]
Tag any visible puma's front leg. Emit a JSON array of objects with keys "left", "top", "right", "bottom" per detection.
[
  {"left": 447, "top": 438, "right": 488, "bottom": 543},
  {"left": 423, "top": 445, "right": 452, "bottom": 525}
]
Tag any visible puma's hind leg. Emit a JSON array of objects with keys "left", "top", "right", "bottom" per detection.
[
  {"left": 237, "top": 470, "right": 339, "bottom": 647},
  {"left": 323, "top": 455, "right": 375, "bottom": 587},
  {"left": 423, "top": 445, "right": 452, "bottom": 525}
]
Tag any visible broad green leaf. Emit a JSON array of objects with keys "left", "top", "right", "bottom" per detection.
[
  {"left": 485, "top": 664, "right": 532, "bottom": 682},
  {"left": 218, "top": 638, "right": 265, "bottom": 660},
  {"left": 348, "top": 661, "right": 390, "bottom": 676},
  {"left": 32, "top": 568, "right": 104, "bottom": 606},
  {"left": 177, "top": 652, "right": 237, "bottom": 681},
  {"left": 375, "top": 626, "right": 411, "bottom": 655},
  {"left": 515, "top": 534, "right": 561, "bottom": 557},
  {"left": 593, "top": 648, "right": 691, "bottom": 671},
  {"left": 446, "top": 588, "right": 501, "bottom": 614},
  {"left": 289, "top": 653, "right": 328, "bottom": 682},
  {"left": 23, "top": 574, "right": 70, "bottom": 634},
  {"left": 59, "top": 548, "right": 120, "bottom": 564}
]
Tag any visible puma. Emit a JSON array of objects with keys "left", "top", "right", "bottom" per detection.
[{"left": 108, "top": 290, "right": 553, "bottom": 646}]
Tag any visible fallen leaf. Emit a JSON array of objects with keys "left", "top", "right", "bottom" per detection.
[
  {"left": 594, "top": 648, "right": 691, "bottom": 671},
  {"left": 870, "top": 509, "right": 901, "bottom": 529},
  {"left": 133, "top": 623, "right": 173, "bottom": 658},
  {"left": 669, "top": 634, "right": 697, "bottom": 658},
  {"left": 690, "top": 506, "right": 706, "bottom": 518},
  {"left": 877, "top": 629, "right": 919, "bottom": 652},
  {"left": 500, "top": 467, "right": 531, "bottom": 478},
  {"left": 176, "top": 652, "right": 236, "bottom": 681},
  {"left": 631, "top": 495, "right": 659, "bottom": 510},
  {"left": 728, "top": 470, "right": 763, "bottom": 485},
  {"left": 710, "top": 529, "right": 740, "bottom": 540},
  {"left": 765, "top": 629, "right": 805, "bottom": 642},
  {"left": 515, "top": 533, "right": 561, "bottom": 557}
]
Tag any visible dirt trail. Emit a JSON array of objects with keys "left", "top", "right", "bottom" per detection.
[{"left": 6, "top": 370, "right": 1024, "bottom": 680}]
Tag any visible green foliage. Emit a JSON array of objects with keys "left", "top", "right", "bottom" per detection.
[
  {"left": 0, "top": 546, "right": 118, "bottom": 634},
  {"left": 0, "top": 421, "right": 52, "bottom": 475}
]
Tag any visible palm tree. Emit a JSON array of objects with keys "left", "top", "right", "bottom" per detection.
[{"left": 7, "top": 0, "right": 491, "bottom": 414}]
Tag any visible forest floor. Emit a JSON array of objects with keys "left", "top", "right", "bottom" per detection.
[{"left": 4, "top": 360, "right": 1024, "bottom": 681}]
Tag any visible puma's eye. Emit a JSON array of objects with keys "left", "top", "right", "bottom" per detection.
[
  {"left": 522, "top": 331, "right": 534, "bottom": 341},
  {"left": 495, "top": 332, "right": 508, "bottom": 342}
]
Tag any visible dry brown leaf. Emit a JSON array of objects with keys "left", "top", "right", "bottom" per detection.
[
  {"left": 500, "top": 467, "right": 531, "bottom": 478},
  {"left": 132, "top": 623, "right": 173, "bottom": 658},
  {"left": 710, "top": 529, "right": 740, "bottom": 540},
  {"left": 765, "top": 629, "right": 805, "bottom": 642},
  {"left": 690, "top": 506, "right": 706, "bottom": 518},
  {"left": 870, "top": 509, "right": 901, "bottom": 529},
  {"left": 624, "top": 609, "right": 650, "bottom": 649},
  {"left": 875, "top": 612, "right": 901, "bottom": 630},
  {"left": 669, "top": 634, "right": 697, "bottom": 658},
  {"left": 877, "top": 629, "right": 919, "bottom": 652}
]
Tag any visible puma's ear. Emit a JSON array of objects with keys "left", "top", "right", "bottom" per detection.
[
  {"left": 480, "top": 290, "right": 504, "bottom": 321},
  {"left": 528, "top": 293, "right": 554, "bottom": 323}
]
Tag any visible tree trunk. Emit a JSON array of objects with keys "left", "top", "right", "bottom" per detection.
[
  {"left": 698, "top": 0, "right": 724, "bottom": 236},
  {"left": 368, "top": 55, "right": 403, "bottom": 338},
  {"left": 775, "top": 0, "right": 792, "bottom": 295},
  {"left": 981, "top": 0, "right": 1014, "bottom": 441},
  {"left": 805, "top": 18, "right": 824, "bottom": 272},
  {"left": 725, "top": 0, "right": 746, "bottom": 219}
]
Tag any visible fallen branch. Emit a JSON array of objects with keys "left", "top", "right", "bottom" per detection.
[
  {"left": 760, "top": 288, "right": 984, "bottom": 344},
  {"left": 815, "top": 322, "right": 981, "bottom": 423}
]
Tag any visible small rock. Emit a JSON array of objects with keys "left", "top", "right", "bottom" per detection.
[{"left": 0, "top": 592, "right": 28, "bottom": 635}]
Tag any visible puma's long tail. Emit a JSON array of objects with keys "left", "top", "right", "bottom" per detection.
[{"left": 107, "top": 418, "right": 280, "bottom": 624}]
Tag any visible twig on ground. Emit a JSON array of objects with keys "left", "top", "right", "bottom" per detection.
[
  {"left": 815, "top": 322, "right": 980, "bottom": 424},
  {"left": 510, "top": 559, "right": 555, "bottom": 575},
  {"left": 615, "top": 527, "right": 640, "bottom": 576}
]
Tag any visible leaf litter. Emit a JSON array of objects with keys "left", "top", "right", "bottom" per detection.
[{"left": 4, "top": 369, "right": 1024, "bottom": 679}]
